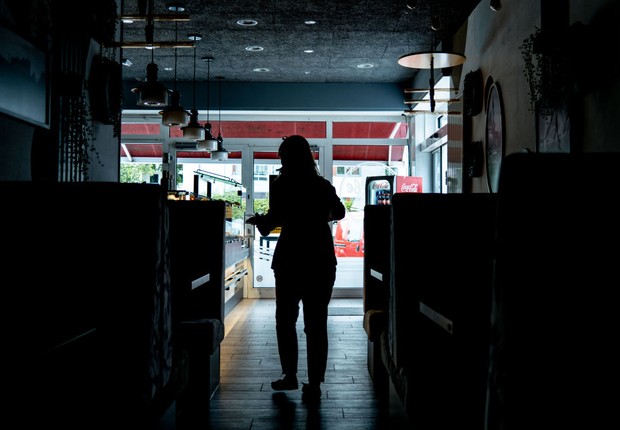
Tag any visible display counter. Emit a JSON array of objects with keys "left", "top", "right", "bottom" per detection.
[{"left": 192, "top": 169, "right": 250, "bottom": 315}]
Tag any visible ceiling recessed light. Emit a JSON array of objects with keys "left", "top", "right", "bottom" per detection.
[
  {"left": 245, "top": 46, "right": 264, "bottom": 52},
  {"left": 187, "top": 33, "right": 202, "bottom": 41},
  {"left": 304, "top": 71, "right": 311, "bottom": 75},
  {"left": 164, "top": 67, "right": 173, "bottom": 71},
  {"left": 356, "top": 63, "right": 374, "bottom": 69},
  {"left": 167, "top": 2, "right": 185, "bottom": 12},
  {"left": 237, "top": 19, "right": 258, "bottom": 27},
  {"left": 304, "top": 20, "right": 317, "bottom": 25},
  {"left": 253, "top": 67, "right": 270, "bottom": 72},
  {"left": 303, "top": 49, "right": 314, "bottom": 53}
]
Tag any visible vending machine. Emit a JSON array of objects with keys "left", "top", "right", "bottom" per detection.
[{"left": 365, "top": 175, "right": 423, "bottom": 205}]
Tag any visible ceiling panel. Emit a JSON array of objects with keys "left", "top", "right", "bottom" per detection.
[{"left": 118, "top": 0, "right": 480, "bottom": 85}]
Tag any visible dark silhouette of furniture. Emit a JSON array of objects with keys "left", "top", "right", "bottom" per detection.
[
  {"left": 487, "top": 152, "right": 620, "bottom": 429},
  {"left": 389, "top": 193, "right": 496, "bottom": 429},
  {"left": 362, "top": 204, "right": 391, "bottom": 400},
  {"left": 1, "top": 182, "right": 174, "bottom": 428},
  {"left": 168, "top": 200, "right": 226, "bottom": 411}
]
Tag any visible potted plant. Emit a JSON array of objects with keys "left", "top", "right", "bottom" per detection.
[{"left": 519, "top": 23, "right": 591, "bottom": 116}]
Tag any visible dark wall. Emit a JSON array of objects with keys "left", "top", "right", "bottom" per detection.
[
  {"left": 123, "top": 81, "right": 408, "bottom": 112},
  {"left": 0, "top": 0, "right": 120, "bottom": 182}
]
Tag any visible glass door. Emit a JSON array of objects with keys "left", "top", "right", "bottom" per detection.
[
  {"left": 246, "top": 147, "right": 281, "bottom": 298},
  {"left": 245, "top": 144, "right": 362, "bottom": 298}
]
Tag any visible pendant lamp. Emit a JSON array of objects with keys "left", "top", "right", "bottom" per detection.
[
  {"left": 211, "top": 76, "right": 229, "bottom": 160},
  {"left": 397, "top": 0, "right": 465, "bottom": 112},
  {"left": 131, "top": 0, "right": 169, "bottom": 106},
  {"left": 196, "top": 56, "right": 218, "bottom": 151},
  {"left": 159, "top": 18, "right": 190, "bottom": 126},
  {"left": 132, "top": 58, "right": 170, "bottom": 106},
  {"left": 182, "top": 34, "right": 205, "bottom": 140},
  {"left": 131, "top": 8, "right": 169, "bottom": 107}
]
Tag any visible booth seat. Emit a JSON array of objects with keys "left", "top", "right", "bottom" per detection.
[
  {"left": 167, "top": 200, "right": 227, "bottom": 410},
  {"left": 388, "top": 193, "right": 496, "bottom": 429},
  {"left": 1, "top": 183, "right": 229, "bottom": 426},
  {"left": 1, "top": 182, "right": 175, "bottom": 428},
  {"left": 362, "top": 204, "right": 392, "bottom": 398},
  {"left": 364, "top": 153, "right": 620, "bottom": 429},
  {"left": 487, "top": 153, "right": 620, "bottom": 429}
]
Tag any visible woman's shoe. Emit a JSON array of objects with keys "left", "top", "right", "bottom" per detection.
[
  {"left": 301, "top": 382, "right": 321, "bottom": 404},
  {"left": 271, "top": 375, "right": 298, "bottom": 391}
]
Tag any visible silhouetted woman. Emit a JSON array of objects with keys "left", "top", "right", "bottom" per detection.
[{"left": 246, "top": 135, "right": 346, "bottom": 403}]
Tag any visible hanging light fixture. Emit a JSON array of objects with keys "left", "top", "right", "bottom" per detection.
[
  {"left": 159, "top": 11, "right": 190, "bottom": 126},
  {"left": 211, "top": 76, "right": 229, "bottom": 160},
  {"left": 132, "top": 53, "right": 170, "bottom": 106},
  {"left": 182, "top": 33, "right": 205, "bottom": 140},
  {"left": 131, "top": 2, "right": 169, "bottom": 106},
  {"left": 397, "top": 0, "right": 465, "bottom": 112},
  {"left": 196, "top": 56, "right": 219, "bottom": 151}
]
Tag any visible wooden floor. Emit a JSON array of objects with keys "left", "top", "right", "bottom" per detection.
[{"left": 160, "top": 297, "right": 394, "bottom": 429}]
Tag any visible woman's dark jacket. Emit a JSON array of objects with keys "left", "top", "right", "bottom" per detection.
[{"left": 253, "top": 172, "right": 346, "bottom": 271}]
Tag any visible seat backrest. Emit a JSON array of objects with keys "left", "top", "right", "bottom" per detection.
[
  {"left": 363, "top": 204, "right": 392, "bottom": 315},
  {"left": 168, "top": 200, "right": 226, "bottom": 325},
  {"left": 487, "top": 152, "right": 620, "bottom": 429},
  {"left": 391, "top": 192, "right": 496, "bottom": 429}
]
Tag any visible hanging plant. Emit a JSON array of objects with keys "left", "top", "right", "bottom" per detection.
[
  {"left": 519, "top": 23, "right": 591, "bottom": 116},
  {"left": 89, "top": 0, "right": 119, "bottom": 46},
  {"left": 89, "top": 53, "right": 123, "bottom": 137},
  {"left": 60, "top": 77, "right": 103, "bottom": 181}
]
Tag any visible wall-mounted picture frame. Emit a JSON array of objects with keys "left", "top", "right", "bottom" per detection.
[
  {"left": 0, "top": 26, "right": 50, "bottom": 129},
  {"left": 485, "top": 81, "right": 505, "bottom": 193}
]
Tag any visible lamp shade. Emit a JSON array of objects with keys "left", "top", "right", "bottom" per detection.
[
  {"left": 132, "top": 63, "right": 169, "bottom": 106},
  {"left": 211, "top": 150, "right": 228, "bottom": 160},
  {"left": 160, "top": 89, "right": 189, "bottom": 126},
  {"left": 211, "top": 132, "right": 228, "bottom": 160},
  {"left": 196, "top": 122, "right": 218, "bottom": 151},
  {"left": 196, "top": 138, "right": 218, "bottom": 151},
  {"left": 182, "top": 109, "right": 205, "bottom": 140},
  {"left": 398, "top": 51, "right": 466, "bottom": 69}
]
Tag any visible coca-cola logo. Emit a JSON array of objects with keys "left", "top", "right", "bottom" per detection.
[
  {"left": 371, "top": 182, "right": 390, "bottom": 190},
  {"left": 400, "top": 183, "right": 418, "bottom": 193}
]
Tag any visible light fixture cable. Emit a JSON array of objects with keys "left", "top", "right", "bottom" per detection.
[
  {"left": 217, "top": 76, "right": 223, "bottom": 139},
  {"left": 196, "top": 56, "right": 218, "bottom": 150},
  {"left": 211, "top": 75, "right": 228, "bottom": 160},
  {"left": 207, "top": 58, "right": 211, "bottom": 125},
  {"left": 160, "top": 9, "right": 190, "bottom": 126},
  {"left": 182, "top": 34, "right": 205, "bottom": 139},
  {"left": 131, "top": 0, "right": 170, "bottom": 106}
]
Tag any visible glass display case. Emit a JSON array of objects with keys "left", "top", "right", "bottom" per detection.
[{"left": 193, "top": 169, "right": 249, "bottom": 312}]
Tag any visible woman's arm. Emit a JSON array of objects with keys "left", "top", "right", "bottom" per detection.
[
  {"left": 245, "top": 214, "right": 275, "bottom": 237},
  {"left": 328, "top": 182, "right": 346, "bottom": 221}
]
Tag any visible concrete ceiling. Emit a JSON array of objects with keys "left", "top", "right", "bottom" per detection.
[{"left": 119, "top": 0, "right": 480, "bottom": 86}]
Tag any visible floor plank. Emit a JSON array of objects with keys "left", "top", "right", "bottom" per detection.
[{"left": 163, "top": 297, "right": 390, "bottom": 429}]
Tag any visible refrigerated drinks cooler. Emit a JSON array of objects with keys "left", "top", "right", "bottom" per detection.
[{"left": 365, "top": 175, "right": 423, "bottom": 205}]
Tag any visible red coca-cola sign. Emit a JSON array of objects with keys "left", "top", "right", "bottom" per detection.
[{"left": 396, "top": 176, "right": 423, "bottom": 193}]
